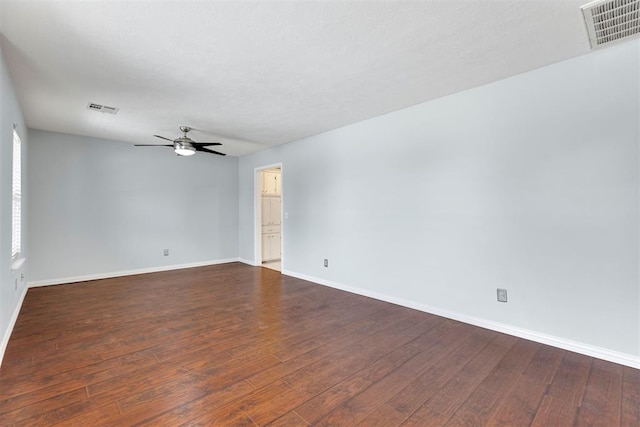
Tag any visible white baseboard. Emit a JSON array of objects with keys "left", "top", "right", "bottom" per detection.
[
  {"left": 238, "top": 258, "right": 259, "bottom": 266},
  {"left": 281, "top": 269, "right": 640, "bottom": 369},
  {"left": 27, "top": 258, "right": 241, "bottom": 288},
  {"left": 0, "top": 284, "right": 28, "bottom": 367}
]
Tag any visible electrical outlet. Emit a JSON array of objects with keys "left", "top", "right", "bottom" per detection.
[
  {"left": 324, "top": 259, "right": 328, "bottom": 268},
  {"left": 497, "top": 288, "right": 508, "bottom": 303},
  {"left": 163, "top": 249, "right": 169, "bottom": 256}
]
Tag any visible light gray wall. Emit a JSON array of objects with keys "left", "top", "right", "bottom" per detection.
[
  {"left": 28, "top": 129, "right": 239, "bottom": 282},
  {"left": 239, "top": 40, "right": 640, "bottom": 358},
  {"left": 0, "top": 43, "right": 28, "bottom": 360}
]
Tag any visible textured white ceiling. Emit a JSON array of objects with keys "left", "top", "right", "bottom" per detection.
[{"left": 0, "top": 0, "right": 591, "bottom": 156}]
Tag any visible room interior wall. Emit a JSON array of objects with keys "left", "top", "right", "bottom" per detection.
[
  {"left": 239, "top": 40, "right": 640, "bottom": 365},
  {"left": 0, "top": 43, "right": 28, "bottom": 365},
  {"left": 27, "top": 129, "right": 239, "bottom": 284}
]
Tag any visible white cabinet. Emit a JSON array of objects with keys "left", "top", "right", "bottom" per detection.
[
  {"left": 262, "top": 232, "right": 281, "bottom": 262},
  {"left": 261, "top": 196, "right": 281, "bottom": 226},
  {"left": 262, "top": 171, "right": 281, "bottom": 195},
  {"left": 261, "top": 194, "right": 281, "bottom": 262}
]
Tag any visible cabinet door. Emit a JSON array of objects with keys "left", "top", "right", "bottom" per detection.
[
  {"left": 262, "top": 234, "right": 270, "bottom": 261},
  {"left": 261, "top": 198, "right": 271, "bottom": 226},
  {"left": 274, "top": 173, "right": 281, "bottom": 195},
  {"left": 262, "top": 171, "right": 277, "bottom": 195},
  {"left": 269, "top": 197, "right": 281, "bottom": 225},
  {"left": 269, "top": 233, "right": 281, "bottom": 260},
  {"left": 262, "top": 233, "right": 280, "bottom": 262},
  {"left": 268, "top": 172, "right": 278, "bottom": 194},
  {"left": 262, "top": 197, "right": 281, "bottom": 225}
]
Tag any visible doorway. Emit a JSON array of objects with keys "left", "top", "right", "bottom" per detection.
[{"left": 255, "top": 165, "right": 282, "bottom": 271}]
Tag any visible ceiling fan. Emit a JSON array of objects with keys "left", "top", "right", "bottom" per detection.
[{"left": 135, "top": 126, "right": 226, "bottom": 156}]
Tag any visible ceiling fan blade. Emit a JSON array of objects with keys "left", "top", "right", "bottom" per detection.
[
  {"left": 134, "top": 144, "right": 173, "bottom": 147},
  {"left": 153, "top": 135, "right": 175, "bottom": 142},
  {"left": 196, "top": 146, "right": 226, "bottom": 156},
  {"left": 193, "top": 142, "right": 222, "bottom": 147}
]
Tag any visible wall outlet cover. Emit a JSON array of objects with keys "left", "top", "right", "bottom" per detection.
[{"left": 497, "top": 288, "right": 508, "bottom": 303}]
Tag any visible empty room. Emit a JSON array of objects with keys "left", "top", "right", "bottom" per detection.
[{"left": 0, "top": 0, "right": 639, "bottom": 425}]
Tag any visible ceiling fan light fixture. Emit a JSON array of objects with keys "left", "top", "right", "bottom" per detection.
[{"left": 174, "top": 141, "right": 196, "bottom": 156}]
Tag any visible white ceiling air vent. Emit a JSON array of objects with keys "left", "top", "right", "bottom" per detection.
[
  {"left": 86, "top": 103, "right": 119, "bottom": 114},
  {"left": 581, "top": 0, "right": 640, "bottom": 48}
]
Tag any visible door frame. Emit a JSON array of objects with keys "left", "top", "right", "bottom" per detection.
[{"left": 254, "top": 163, "right": 283, "bottom": 268}]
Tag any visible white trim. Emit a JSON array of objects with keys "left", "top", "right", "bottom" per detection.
[
  {"left": 238, "top": 258, "right": 259, "bottom": 266},
  {"left": 0, "top": 284, "right": 28, "bottom": 367},
  {"left": 281, "top": 269, "right": 640, "bottom": 369},
  {"left": 28, "top": 258, "right": 240, "bottom": 288},
  {"left": 11, "top": 128, "right": 22, "bottom": 259}
]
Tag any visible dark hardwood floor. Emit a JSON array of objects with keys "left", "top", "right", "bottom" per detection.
[{"left": 0, "top": 263, "right": 637, "bottom": 426}]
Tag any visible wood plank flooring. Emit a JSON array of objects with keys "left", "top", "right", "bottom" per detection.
[{"left": 0, "top": 262, "right": 637, "bottom": 426}]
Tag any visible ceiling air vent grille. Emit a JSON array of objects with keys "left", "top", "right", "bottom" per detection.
[
  {"left": 582, "top": 0, "right": 640, "bottom": 48},
  {"left": 87, "top": 103, "right": 119, "bottom": 114}
]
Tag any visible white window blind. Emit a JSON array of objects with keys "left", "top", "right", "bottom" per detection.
[{"left": 12, "top": 128, "right": 22, "bottom": 258}]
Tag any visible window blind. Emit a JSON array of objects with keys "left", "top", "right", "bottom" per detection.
[{"left": 12, "top": 128, "right": 22, "bottom": 258}]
